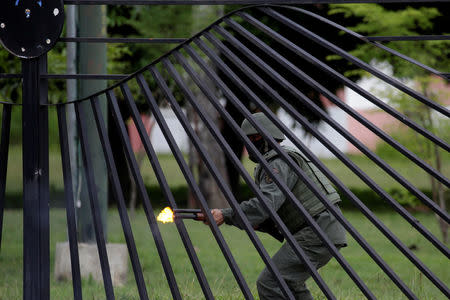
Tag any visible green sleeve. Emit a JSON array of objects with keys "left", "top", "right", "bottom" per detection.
[{"left": 221, "top": 158, "right": 298, "bottom": 229}]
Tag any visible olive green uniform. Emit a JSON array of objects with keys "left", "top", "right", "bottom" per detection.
[{"left": 221, "top": 145, "right": 347, "bottom": 300}]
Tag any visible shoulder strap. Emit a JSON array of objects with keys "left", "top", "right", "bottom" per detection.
[{"left": 286, "top": 149, "right": 335, "bottom": 194}]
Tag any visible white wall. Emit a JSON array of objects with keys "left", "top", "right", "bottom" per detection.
[
  {"left": 278, "top": 107, "right": 349, "bottom": 158},
  {"left": 150, "top": 108, "right": 189, "bottom": 153},
  {"left": 152, "top": 107, "right": 350, "bottom": 158}
]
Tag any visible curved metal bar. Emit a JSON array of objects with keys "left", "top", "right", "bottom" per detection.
[
  {"left": 119, "top": 83, "right": 214, "bottom": 299},
  {"left": 44, "top": 4, "right": 450, "bottom": 110},
  {"left": 173, "top": 48, "right": 379, "bottom": 299},
  {"left": 107, "top": 90, "right": 183, "bottom": 300},
  {"left": 260, "top": 7, "right": 450, "bottom": 118},
  {"left": 1, "top": 4, "right": 447, "bottom": 299},
  {"left": 187, "top": 38, "right": 426, "bottom": 298},
  {"left": 280, "top": 6, "right": 448, "bottom": 79},
  {"left": 75, "top": 103, "right": 115, "bottom": 300},
  {"left": 90, "top": 98, "right": 150, "bottom": 300},
  {"left": 201, "top": 29, "right": 450, "bottom": 258},
  {"left": 236, "top": 11, "right": 449, "bottom": 153},
  {"left": 158, "top": 58, "right": 338, "bottom": 300},
  {"left": 59, "top": 37, "right": 187, "bottom": 44},
  {"left": 214, "top": 21, "right": 450, "bottom": 219},
  {"left": 44, "top": 4, "right": 261, "bottom": 107},
  {"left": 0, "top": 101, "right": 21, "bottom": 106},
  {"left": 193, "top": 31, "right": 449, "bottom": 296},
  {"left": 228, "top": 14, "right": 450, "bottom": 189},
  {"left": 149, "top": 65, "right": 254, "bottom": 300},
  {"left": 135, "top": 73, "right": 294, "bottom": 300}
]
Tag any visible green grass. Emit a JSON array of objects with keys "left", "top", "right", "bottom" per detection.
[
  {"left": 5, "top": 145, "right": 449, "bottom": 196},
  {"left": 0, "top": 209, "right": 448, "bottom": 299},
  {"left": 319, "top": 153, "right": 450, "bottom": 190}
]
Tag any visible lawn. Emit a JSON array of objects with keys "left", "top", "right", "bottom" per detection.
[
  {"left": 4, "top": 144, "right": 449, "bottom": 196},
  {"left": 0, "top": 209, "right": 448, "bottom": 299}
]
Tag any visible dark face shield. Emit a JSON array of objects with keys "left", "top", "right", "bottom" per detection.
[{"left": 248, "top": 135, "right": 270, "bottom": 163}]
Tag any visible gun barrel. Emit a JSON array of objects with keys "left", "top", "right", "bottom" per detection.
[
  {"left": 174, "top": 214, "right": 199, "bottom": 220},
  {"left": 173, "top": 209, "right": 202, "bottom": 214}
]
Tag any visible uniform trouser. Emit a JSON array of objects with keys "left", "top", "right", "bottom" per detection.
[{"left": 257, "top": 234, "right": 336, "bottom": 300}]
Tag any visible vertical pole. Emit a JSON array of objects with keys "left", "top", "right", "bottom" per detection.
[
  {"left": 57, "top": 105, "right": 82, "bottom": 300},
  {"left": 76, "top": 5, "right": 108, "bottom": 243},
  {"left": 66, "top": 5, "right": 78, "bottom": 204},
  {"left": 0, "top": 105, "right": 12, "bottom": 251},
  {"left": 22, "top": 55, "right": 49, "bottom": 300}
]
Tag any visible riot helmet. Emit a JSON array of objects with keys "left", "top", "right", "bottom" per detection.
[
  {"left": 241, "top": 112, "right": 285, "bottom": 140},
  {"left": 241, "top": 113, "right": 285, "bottom": 161}
]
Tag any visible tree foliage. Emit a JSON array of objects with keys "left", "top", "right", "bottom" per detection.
[
  {"left": 331, "top": 3, "right": 449, "bottom": 242},
  {"left": 329, "top": 3, "right": 450, "bottom": 78}
]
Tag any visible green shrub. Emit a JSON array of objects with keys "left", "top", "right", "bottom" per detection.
[{"left": 4, "top": 184, "right": 433, "bottom": 212}]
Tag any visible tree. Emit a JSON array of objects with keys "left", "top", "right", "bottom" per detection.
[
  {"left": 108, "top": 6, "right": 230, "bottom": 209},
  {"left": 330, "top": 3, "right": 449, "bottom": 242},
  {"left": 220, "top": 4, "right": 362, "bottom": 199},
  {"left": 387, "top": 77, "right": 449, "bottom": 243},
  {"left": 329, "top": 4, "right": 449, "bottom": 78}
]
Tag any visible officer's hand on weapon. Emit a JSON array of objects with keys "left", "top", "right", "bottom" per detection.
[
  {"left": 196, "top": 209, "right": 224, "bottom": 226},
  {"left": 211, "top": 209, "right": 224, "bottom": 226}
]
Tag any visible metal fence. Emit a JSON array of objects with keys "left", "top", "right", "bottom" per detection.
[{"left": 0, "top": 1, "right": 449, "bottom": 300}]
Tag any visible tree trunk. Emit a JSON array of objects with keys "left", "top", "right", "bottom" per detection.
[
  {"left": 127, "top": 114, "right": 155, "bottom": 217},
  {"left": 430, "top": 126, "right": 448, "bottom": 244},
  {"left": 128, "top": 153, "right": 144, "bottom": 218},
  {"left": 187, "top": 5, "right": 229, "bottom": 209},
  {"left": 187, "top": 95, "right": 230, "bottom": 209},
  {"left": 424, "top": 92, "right": 448, "bottom": 244},
  {"left": 198, "top": 98, "right": 229, "bottom": 209},
  {"left": 187, "top": 105, "right": 199, "bottom": 208}
]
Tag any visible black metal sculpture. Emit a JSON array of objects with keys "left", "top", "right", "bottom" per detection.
[{"left": 0, "top": 2, "right": 448, "bottom": 300}]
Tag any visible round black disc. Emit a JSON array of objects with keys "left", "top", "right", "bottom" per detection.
[{"left": 0, "top": 0, "right": 65, "bottom": 59}]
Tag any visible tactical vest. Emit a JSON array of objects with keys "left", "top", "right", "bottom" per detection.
[{"left": 255, "top": 147, "right": 341, "bottom": 235}]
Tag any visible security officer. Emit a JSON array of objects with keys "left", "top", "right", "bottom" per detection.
[{"left": 200, "top": 112, "right": 347, "bottom": 300}]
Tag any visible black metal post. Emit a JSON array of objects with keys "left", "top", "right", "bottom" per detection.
[
  {"left": 0, "top": 105, "right": 12, "bottom": 251},
  {"left": 22, "top": 55, "right": 50, "bottom": 300},
  {"left": 57, "top": 105, "right": 83, "bottom": 300}
]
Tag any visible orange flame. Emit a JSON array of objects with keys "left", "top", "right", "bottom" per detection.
[{"left": 157, "top": 207, "right": 174, "bottom": 223}]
